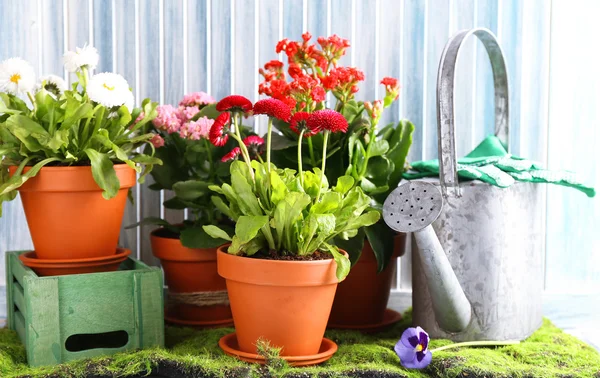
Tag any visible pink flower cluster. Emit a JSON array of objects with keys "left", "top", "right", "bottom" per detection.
[{"left": 152, "top": 92, "right": 217, "bottom": 141}]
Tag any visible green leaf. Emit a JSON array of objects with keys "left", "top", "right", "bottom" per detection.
[
  {"left": 192, "top": 103, "right": 220, "bottom": 120},
  {"left": 387, "top": 120, "right": 414, "bottom": 187},
  {"left": 345, "top": 210, "right": 381, "bottom": 230},
  {"left": 211, "top": 196, "right": 234, "bottom": 219},
  {"left": 324, "top": 243, "right": 351, "bottom": 281},
  {"left": 0, "top": 157, "right": 59, "bottom": 196},
  {"left": 235, "top": 215, "right": 269, "bottom": 243},
  {"left": 5, "top": 115, "right": 49, "bottom": 152},
  {"left": 364, "top": 221, "right": 397, "bottom": 272},
  {"left": 172, "top": 180, "right": 210, "bottom": 201},
  {"left": 334, "top": 228, "right": 366, "bottom": 266},
  {"left": 83, "top": 149, "right": 121, "bottom": 199},
  {"left": 270, "top": 169, "right": 288, "bottom": 205},
  {"left": 124, "top": 217, "right": 180, "bottom": 233},
  {"left": 231, "top": 163, "right": 262, "bottom": 215},
  {"left": 182, "top": 226, "right": 229, "bottom": 248},
  {"left": 270, "top": 132, "right": 298, "bottom": 150},
  {"left": 272, "top": 191, "right": 312, "bottom": 251},
  {"left": 369, "top": 139, "right": 389, "bottom": 157},
  {"left": 311, "top": 191, "right": 341, "bottom": 214},
  {"left": 202, "top": 225, "right": 233, "bottom": 241},
  {"left": 334, "top": 175, "right": 355, "bottom": 194}
]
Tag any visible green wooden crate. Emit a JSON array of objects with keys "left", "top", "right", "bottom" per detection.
[{"left": 5, "top": 251, "right": 164, "bottom": 367}]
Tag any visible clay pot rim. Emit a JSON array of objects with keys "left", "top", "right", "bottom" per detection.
[
  {"left": 217, "top": 244, "right": 345, "bottom": 287},
  {"left": 150, "top": 228, "right": 219, "bottom": 262},
  {"left": 19, "top": 248, "right": 130, "bottom": 266},
  {"left": 8, "top": 163, "right": 136, "bottom": 192}
]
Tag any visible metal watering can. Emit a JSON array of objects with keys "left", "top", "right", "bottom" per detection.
[{"left": 383, "top": 28, "right": 544, "bottom": 341}]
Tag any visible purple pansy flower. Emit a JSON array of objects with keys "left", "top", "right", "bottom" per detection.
[{"left": 394, "top": 326, "right": 432, "bottom": 369}]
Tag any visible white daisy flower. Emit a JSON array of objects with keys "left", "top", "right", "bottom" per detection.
[
  {"left": 0, "top": 57, "right": 36, "bottom": 95},
  {"left": 63, "top": 45, "right": 99, "bottom": 73},
  {"left": 37, "top": 74, "right": 68, "bottom": 97},
  {"left": 87, "top": 72, "right": 134, "bottom": 110}
]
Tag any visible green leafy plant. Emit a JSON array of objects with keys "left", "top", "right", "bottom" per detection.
[
  {"left": 203, "top": 96, "right": 380, "bottom": 281},
  {"left": 260, "top": 32, "right": 415, "bottom": 270},
  {"left": 129, "top": 93, "right": 258, "bottom": 248},
  {"left": 0, "top": 46, "right": 160, "bottom": 214}
]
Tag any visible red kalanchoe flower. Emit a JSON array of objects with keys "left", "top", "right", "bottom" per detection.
[
  {"left": 381, "top": 76, "right": 401, "bottom": 101},
  {"left": 243, "top": 135, "right": 264, "bottom": 148},
  {"left": 307, "top": 109, "right": 348, "bottom": 133},
  {"left": 302, "top": 32, "right": 312, "bottom": 42},
  {"left": 311, "top": 86, "right": 326, "bottom": 102},
  {"left": 264, "top": 60, "right": 284, "bottom": 70},
  {"left": 221, "top": 147, "right": 241, "bottom": 162},
  {"left": 288, "top": 63, "right": 303, "bottom": 78},
  {"left": 253, "top": 98, "right": 292, "bottom": 122},
  {"left": 289, "top": 111, "right": 317, "bottom": 137},
  {"left": 209, "top": 112, "right": 231, "bottom": 146},
  {"left": 216, "top": 95, "right": 253, "bottom": 113}
]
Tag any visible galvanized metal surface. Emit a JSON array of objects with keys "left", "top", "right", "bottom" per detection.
[{"left": 409, "top": 29, "right": 545, "bottom": 341}]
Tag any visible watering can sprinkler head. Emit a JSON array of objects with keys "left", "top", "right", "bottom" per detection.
[{"left": 383, "top": 181, "right": 472, "bottom": 333}]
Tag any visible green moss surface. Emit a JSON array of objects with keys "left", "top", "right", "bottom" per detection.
[{"left": 1, "top": 312, "right": 599, "bottom": 378}]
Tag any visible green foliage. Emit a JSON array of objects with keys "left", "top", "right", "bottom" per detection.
[
  {"left": 203, "top": 160, "right": 380, "bottom": 281},
  {"left": 270, "top": 101, "right": 415, "bottom": 269},
  {"left": 0, "top": 84, "right": 160, "bottom": 212},
  {"left": 139, "top": 103, "right": 255, "bottom": 249},
  {"left": 0, "top": 314, "right": 597, "bottom": 378}
]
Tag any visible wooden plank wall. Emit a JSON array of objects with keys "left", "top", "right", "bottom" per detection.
[{"left": 0, "top": 0, "right": 597, "bottom": 293}]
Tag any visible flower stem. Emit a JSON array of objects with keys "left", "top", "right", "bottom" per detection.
[
  {"left": 298, "top": 129, "right": 305, "bottom": 186},
  {"left": 26, "top": 92, "right": 37, "bottom": 114},
  {"left": 81, "top": 67, "right": 89, "bottom": 90},
  {"left": 431, "top": 340, "right": 520, "bottom": 353},
  {"left": 316, "top": 130, "right": 330, "bottom": 202},
  {"left": 232, "top": 113, "right": 254, "bottom": 179},
  {"left": 266, "top": 117, "right": 273, "bottom": 173},
  {"left": 307, "top": 137, "right": 316, "bottom": 167}
]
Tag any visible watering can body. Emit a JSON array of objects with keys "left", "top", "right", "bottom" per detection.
[
  {"left": 411, "top": 179, "right": 544, "bottom": 341},
  {"left": 406, "top": 28, "right": 545, "bottom": 341}
]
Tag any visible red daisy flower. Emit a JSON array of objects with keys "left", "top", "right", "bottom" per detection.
[
  {"left": 216, "top": 95, "right": 253, "bottom": 113},
  {"left": 290, "top": 111, "right": 316, "bottom": 137},
  {"left": 306, "top": 109, "right": 348, "bottom": 134},
  {"left": 209, "top": 112, "right": 231, "bottom": 146},
  {"left": 221, "top": 147, "right": 241, "bottom": 162},
  {"left": 253, "top": 98, "right": 292, "bottom": 122},
  {"left": 243, "top": 135, "right": 264, "bottom": 147}
]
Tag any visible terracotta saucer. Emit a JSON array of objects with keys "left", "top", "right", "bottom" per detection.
[
  {"left": 219, "top": 332, "right": 338, "bottom": 366},
  {"left": 164, "top": 309, "right": 234, "bottom": 329},
  {"left": 328, "top": 308, "right": 403, "bottom": 333},
  {"left": 19, "top": 248, "right": 130, "bottom": 276}
]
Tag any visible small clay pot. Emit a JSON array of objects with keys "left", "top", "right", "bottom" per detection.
[
  {"left": 151, "top": 229, "right": 232, "bottom": 323},
  {"left": 217, "top": 245, "right": 343, "bottom": 356},
  {"left": 19, "top": 248, "right": 130, "bottom": 276},
  {"left": 328, "top": 233, "right": 407, "bottom": 327},
  {"left": 10, "top": 164, "right": 135, "bottom": 260}
]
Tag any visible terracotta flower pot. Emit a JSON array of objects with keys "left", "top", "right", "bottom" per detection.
[
  {"left": 9, "top": 164, "right": 135, "bottom": 260},
  {"left": 151, "top": 229, "right": 232, "bottom": 323},
  {"left": 328, "top": 233, "right": 407, "bottom": 327},
  {"left": 19, "top": 248, "right": 130, "bottom": 276},
  {"left": 217, "top": 245, "right": 342, "bottom": 356}
]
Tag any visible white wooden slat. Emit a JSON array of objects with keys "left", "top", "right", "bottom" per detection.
[
  {"left": 210, "top": 0, "right": 233, "bottom": 101},
  {"left": 451, "top": 0, "right": 477, "bottom": 157},
  {"left": 283, "top": 0, "right": 304, "bottom": 39},
  {"left": 40, "top": 0, "right": 66, "bottom": 76},
  {"left": 473, "top": 0, "right": 498, "bottom": 145},
  {"left": 138, "top": 0, "right": 162, "bottom": 266},
  {"left": 329, "top": 0, "right": 353, "bottom": 67},
  {"left": 421, "top": 0, "right": 448, "bottom": 161},
  {"left": 401, "top": 0, "right": 426, "bottom": 163},
  {"left": 163, "top": 0, "right": 186, "bottom": 226},
  {"left": 0, "top": 0, "right": 39, "bottom": 284},
  {"left": 186, "top": 0, "right": 209, "bottom": 93},
  {"left": 256, "top": 0, "right": 281, "bottom": 135},
  {"left": 352, "top": 0, "right": 377, "bottom": 102},
  {"left": 114, "top": 0, "right": 138, "bottom": 258},
  {"left": 545, "top": 0, "right": 600, "bottom": 292},
  {"left": 233, "top": 0, "right": 258, "bottom": 108},
  {"left": 306, "top": 0, "right": 328, "bottom": 40},
  {"left": 378, "top": 0, "right": 402, "bottom": 127},
  {"left": 66, "top": 0, "right": 91, "bottom": 83},
  {"left": 93, "top": 0, "right": 114, "bottom": 73}
]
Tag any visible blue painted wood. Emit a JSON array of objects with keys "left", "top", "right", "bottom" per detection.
[
  {"left": 283, "top": 0, "right": 304, "bottom": 40},
  {"left": 353, "top": 0, "right": 377, "bottom": 102},
  {"left": 545, "top": 0, "right": 600, "bottom": 292},
  {"left": 39, "top": 0, "right": 65, "bottom": 76},
  {"left": 0, "top": 0, "right": 39, "bottom": 284},
  {"left": 473, "top": 0, "right": 498, "bottom": 145},
  {"left": 378, "top": 0, "right": 402, "bottom": 127},
  {"left": 93, "top": 0, "right": 114, "bottom": 73},
  {"left": 451, "top": 0, "right": 476, "bottom": 158},
  {"left": 114, "top": 0, "right": 139, "bottom": 258},
  {"left": 422, "top": 0, "right": 449, "bottom": 161},
  {"left": 186, "top": 0, "right": 209, "bottom": 93},
  {"left": 233, "top": 0, "right": 257, "bottom": 130},
  {"left": 210, "top": 0, "right": 232, "bottom": 101},
  {"left": 330, "top": 0, "right": 353, "bottom": 67},
  {"left": 306, "top": 0, "right": 328, "bottom": 41},
  {"left": 138, "top": 0, "right": 162, "bottom": 266}
]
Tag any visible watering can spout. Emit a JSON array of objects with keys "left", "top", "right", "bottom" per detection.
[
  {"left": 412, "top": 227, "right": 472, "bottom": 333},
  {"left": 383, "top": 181, "right": 472, "bottom": 333}
]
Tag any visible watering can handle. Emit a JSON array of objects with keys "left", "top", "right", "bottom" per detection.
[{"left": 437, "top": 28, "right": 509, "bottom": 198}]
